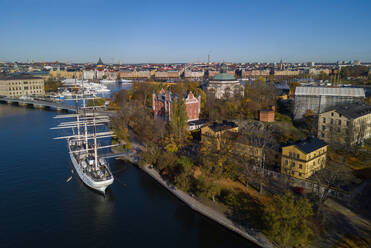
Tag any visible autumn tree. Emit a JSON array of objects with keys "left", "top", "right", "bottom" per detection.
[
  {"left": 167, "top": 97, "right": 190, "bottom": 152},
  {"left": 264, "top": 192, "right": 314, "bottom": 247}
]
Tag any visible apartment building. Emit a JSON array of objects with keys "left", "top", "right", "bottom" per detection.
[
  {"left": 281, "top": 137, "right": 327, "bottom": 179},
  {"left": 0, "top": 75, "right": 45, "bottom": 97},
  {"left": 318, "top": 104, "right": 371, "bottom": 145}
]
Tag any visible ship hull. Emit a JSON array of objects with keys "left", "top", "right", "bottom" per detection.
[{"left": 68, "top": 146, "right": 114, "bottom": 194}]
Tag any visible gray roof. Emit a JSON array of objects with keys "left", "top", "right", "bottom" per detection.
[
  {"left": 328, "top": 104, "right": 371, "bottom": 119},
  {"left": 284, "top": 137, "right": 327, "bottom": 154},
  {"left": 295, "top": 87, "right": 365, "bottom": 97}
]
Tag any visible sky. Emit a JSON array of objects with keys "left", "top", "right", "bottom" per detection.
[{"left": 0, "top": 0, "right": 371, "bottom": 63}]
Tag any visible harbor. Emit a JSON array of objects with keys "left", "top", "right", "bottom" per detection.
[{"left": 0, "top": 103, "right": 257, "bottom": 248}]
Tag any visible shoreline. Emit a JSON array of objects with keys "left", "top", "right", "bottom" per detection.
[{"left": 116, "top": 154, "right": 273, "bottom": 248}]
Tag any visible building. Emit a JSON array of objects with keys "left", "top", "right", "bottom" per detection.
[
  {"left": 154, "top": 71, "right": 180, "bottom": 80},
  {"left": 294, "top": 87, "right": 365, "bottom": 119},
  {"left": 97, "top": 58, "right": 104, "bottom": 68},
  {"left": 274, "top": 70, "right": 300, "bottom": 76},
  {"left": 120, "top": 70, "right": 151, "bottom": 79},
  {"left": 152, "top": 88, "right": 201, "bottom": 122},
  {"left": 318, "top": 104, "right": 371, "bottom": 145},
  {"left": 0, "top": 75, "right": 45, "bottom": 97},
  {"left": 206, "top": 64, "right": 244, "bottom": 99},
  {"left": 281, "top": 137, "right": 328, "bottom": 179},
  {"left": 201, "top": 121, "right": 264, "bottom": 162},
  {"left": 49, "top": 67, "right": 82, "bottom": 79},
  {"left": 184, "top": 70, "right": 204, "bottom": 80},
  {"left": 242, "top": 69, "right": 270, "bottom": 77},
  {"left": 201, "top": 121, "right": 239, "bottom": 149},
  {"left": 260, "top": 109, "right": 275, "bottom": 122}
]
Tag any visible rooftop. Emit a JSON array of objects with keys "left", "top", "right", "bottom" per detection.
[
  {"left": 208, "top": 121, "right": 238, "bottom": 132},
  {"left": 0, "top": 74, "right": 42, "bottom": 80},
  {"left": 328, "top": 104, "right": 371, "bottom": 119},
  {"left": 211, "top": 73, "right": 236, "bottom": 81},
  {"left": 295, "top": 87, "right": 365, "bottom": 97},
  {"left": 287, "top": 137, "right": 327, "bottom": 154}
]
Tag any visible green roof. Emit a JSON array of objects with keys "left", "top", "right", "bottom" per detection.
[{"left": 211, "top": 73, "right": 235, "bottom": 81}]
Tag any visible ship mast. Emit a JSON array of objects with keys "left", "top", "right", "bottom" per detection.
[
  {"left": 92, "top": 98, "right": 98, "bottom": 170},
  {"left": 81, "top": 74, "right": 89, "bottom": 153}
]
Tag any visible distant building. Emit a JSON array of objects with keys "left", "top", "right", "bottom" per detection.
[
  {"left": 274, "top": 70, "right": 300, "bottom": 76},
  {"left": 184, "top": 70, "right": 204, "bottom": 80},
  {"left": 154, "top": 71, "right": 180, "bottom": 80},
  {"left": 97, "top": 58, "right": 104, "bottom": 68},
  {"left": 0, "top": 75, "right": 45, "bottom": 97},
  {"left": 294, "top": 87, "right": 365, "bottom": 119},
  {"left": 49, "top": 66, "right": 82, "bottom": 79},
  {"left": 206, "top": 64, "right": 244, "bottom": 99},
  {"left": 281, "top": 137, "right": 328, "bottom": 179},
  {"left": 152, "top": 88, "right": 201, "bottom": 122},
  {"left": 242, "top": 69, "right": 270, "bottom": 77},
  {"left": 260, "top": 108, "right": 275, "bottom": 122},
  {"left": 83, "top": 70, "right": 95, "bottom": 80},
  {"left": 120, "top": 70, "right": 151, "bottom": 79},
  {"left": 318, "top": 104, "right": 371, "bottom": 145}
]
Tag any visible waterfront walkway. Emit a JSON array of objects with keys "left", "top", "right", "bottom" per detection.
[{"left": 131, "top": 160, "right": 273, "bottom": 247}]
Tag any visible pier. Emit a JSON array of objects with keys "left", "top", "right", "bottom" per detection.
[{"left": 0, "top": 97, "right": 77, "bottom": 112}]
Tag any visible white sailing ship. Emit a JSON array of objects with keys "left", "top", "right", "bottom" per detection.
[{"left": 52, "top": 96, "right": 115, "bottom": 194}]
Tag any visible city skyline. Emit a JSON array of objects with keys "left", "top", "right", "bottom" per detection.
[{"left": 1, "top": 0, "right": 371, "bottom": 63}]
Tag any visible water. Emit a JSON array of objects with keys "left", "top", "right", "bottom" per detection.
[{"left": 0, "top": 104, "right": 256, "bottom": 248}]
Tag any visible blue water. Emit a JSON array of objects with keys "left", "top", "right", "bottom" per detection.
[{"left": 0, "top": 104, "right": 256, "bottom": 248}]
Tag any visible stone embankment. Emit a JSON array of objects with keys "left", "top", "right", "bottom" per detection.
[{"left": 114, "top": 145, "right": 273, "bottom": 248}]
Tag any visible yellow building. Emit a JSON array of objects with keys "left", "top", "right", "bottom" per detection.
[
  {"left": 318, "top": 104, "right": 371, "bottom": 145},
  {"left": 0, "top": 75, "right": 45, "bottom": 97},
  {"left": 281, "top": 137, "right": 327, "bottom": 179},
  {"left": 49, "top": 68, "right": 82, "bottom": 79}
]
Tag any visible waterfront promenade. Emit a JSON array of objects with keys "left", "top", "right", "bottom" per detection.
[
  {"left": 142, "top": 164, "right": 273, "bottom": 248},
  {"left": 114, "top": 141, "right": 272, "bottom": 248}
]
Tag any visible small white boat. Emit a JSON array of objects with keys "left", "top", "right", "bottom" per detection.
[
  {"left": 119, "top": 79, "right": 133, "bottom": 84},
  {"left": 100, "top": 79, "right": 116, "bottom": 84}
]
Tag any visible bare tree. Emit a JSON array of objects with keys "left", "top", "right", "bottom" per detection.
[{"left": 311, "top": 160, "right": 354, "bottom": 217}]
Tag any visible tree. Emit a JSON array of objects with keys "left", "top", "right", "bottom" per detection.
[
  {"left": 311, "top": 161, "right": 354, "bottom": 217},
  {"left": 264, "top": 192, "right": 314, "bottom": 247},
  {"left": 195, "top": 176, "right": 221, "bottom": 202},
  {"left": 169, "top": 97, "right": 190, "bottom": 149}
]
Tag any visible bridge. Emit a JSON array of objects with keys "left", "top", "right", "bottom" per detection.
[{"left": 0, "top": 96, "right": 77, "bottom": 112}]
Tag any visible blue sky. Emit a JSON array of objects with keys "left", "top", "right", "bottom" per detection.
[{"left": 0, "top": 0, "right": 371, "bottom": 63}]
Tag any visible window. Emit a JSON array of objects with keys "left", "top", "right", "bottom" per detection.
[
  {"left": 331, "top": 112, "right": 334, "bottom": 117},
  {"left": 299, "top": 164, "right": 303, "bottom": 169},
  {"left": 285, "top": 160, "right": 288, "bottom": 165},
  {"left": 330, "top": 119, "right": 334, "bottom": 124},
  {"left": 338, "top": 120, "right": 341, "bottom": 125},
  {"left": 339, "top": 114, "right": 342, "bottom": 118},
  {"left": 347, "top": 121, "right": 350, "bottom": 127},
  {"left": 296, "top": 154, "right": 299, "bottom": 159},
  {"left": 322, "top": 125, "right": 326, "bottom": 131},
  {"left": 321, "top": 132, "right": 324, "bottom": 138},
  {"left": 322, "top": 117, "right": 326, "bottom": 123},
  {"left": 299, "top": 173, "right": 303, "bottom": 177}
]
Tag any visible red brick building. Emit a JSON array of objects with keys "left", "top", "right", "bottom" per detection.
[
  {"left": 259, "top": 110, "right": 275, "bottom": 122},
  {"left": 152, "top": 88, "right": 201, "bottom": 122}
]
